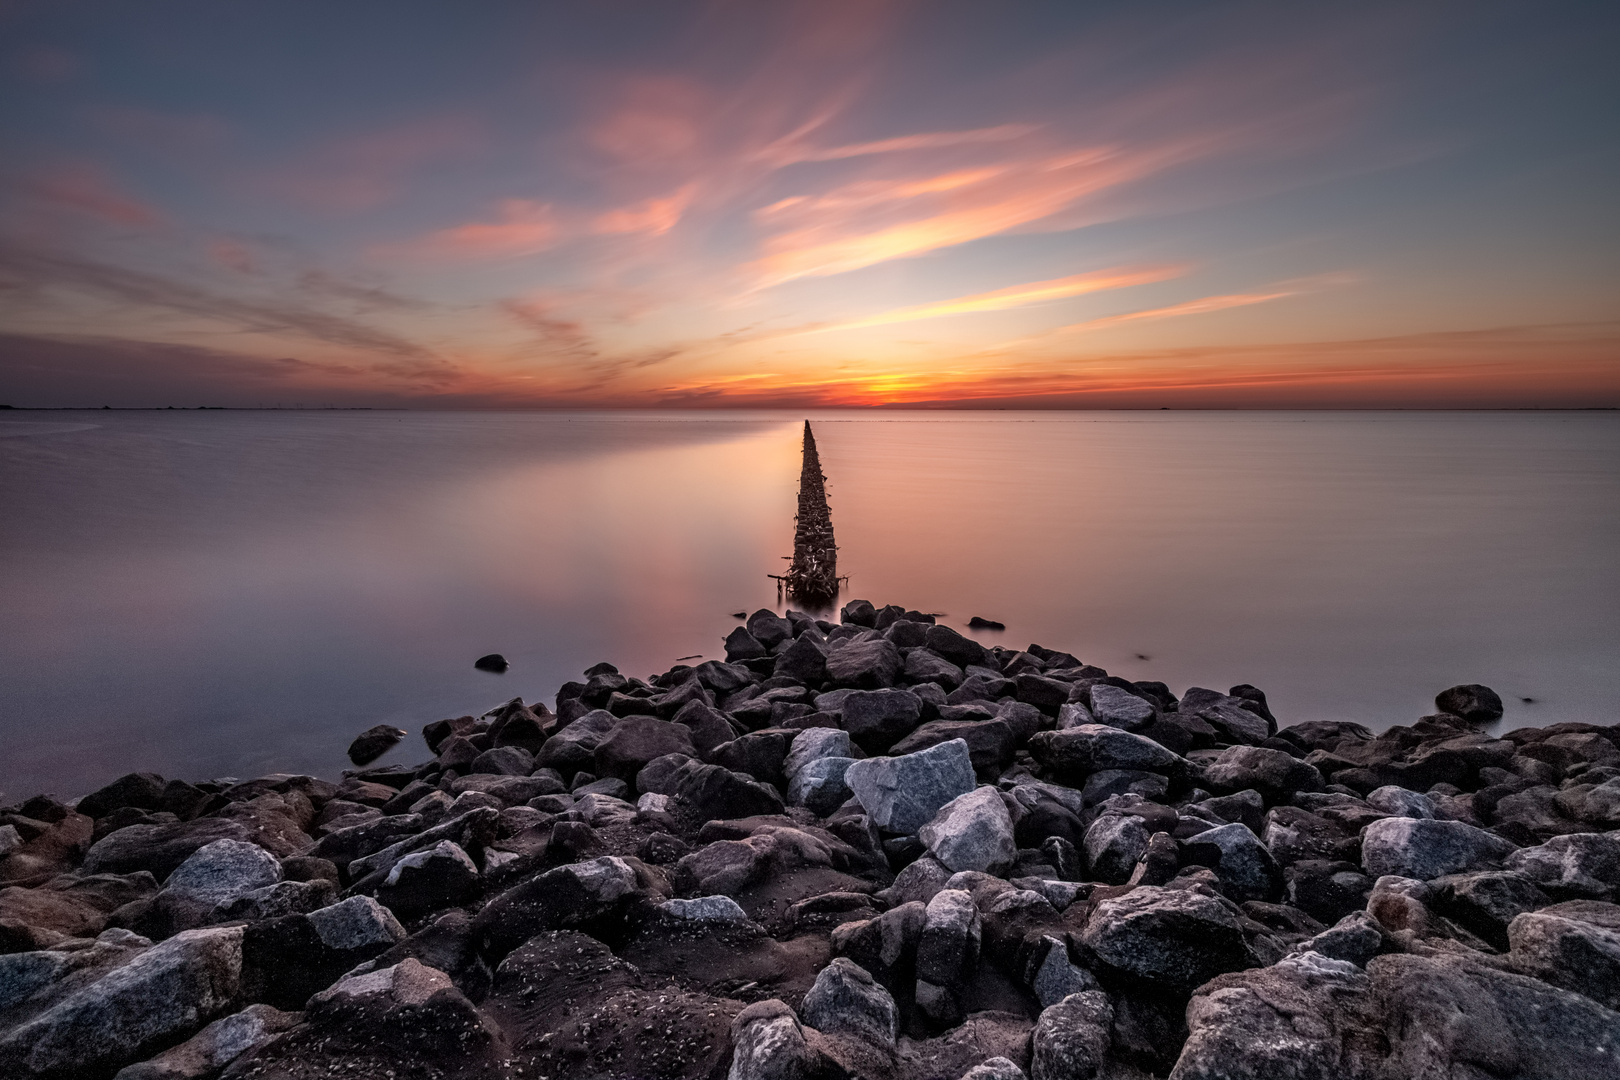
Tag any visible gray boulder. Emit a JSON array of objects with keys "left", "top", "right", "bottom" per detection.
[
  {"left": 962, "top": 1059, "right": 1027, "bottom": 1080},
  {"left": 1360, "top": 816, "right": 1516, "bottom": 881},
  {"left": 914, "top": 889, "right": 980, "bottom": 1025},
  {"left": 306, "top": 895, "right": 407, "bottom": 951},
  {"left": 660, "top": 895, "right": 749, "bottom": 922},
  {"left": 800, "top": 957, "right": 896, "bottom": 1049},
  {"left": 1030, "top": 990, "right": 1112, "bottom": 1080},
  {"left": 1202, "top": 746, "right": 1322, "bottom": 801},
  {"left": 0, "top": 926, "right": 243, "bottom": 1078},
  {"left": 825, "top": 639, "right": 903, "bottom": 691},
  {"left": 109, "top": 1002, "right": 298, "bottom": 1080},
  {"left": 783, "top": 728, "right": 853, "bottom": 780},
  {"left": 1365, "top": 785, "right": 1435, "bottom": 819},
  {"left": 1026, "top": 935, "right": 1100, "bottom": 1008},
  {"left": 163, "top": 840, "right": 282, "bottom": 907},
  {"left": 1077, "top": 885, "right": 1257, "bottom": 989},
  {"left": 1508, "top": 900, "right": 1620, "bottom": 1010},
  {"left": 918, "top": 787, "right": 1016, "bottom": 875},
  {"left": 1082, "top": 812, "right": 1149, "bottom": 885},
  {"left": 728, "top": 999, "right": 830, "bottom": 1080},
  {"left": 1087, "top": 685, "right": 1155, "bottom": 730},
  {"left": 787, "top": 757, "right": 856, "bottom": 817},
  {"left": 1183, "top": 823, "right": 1283, "bottom": 903},
  {"left": 846, "top": 739, "right": 975, "bottom": 835},
  {"left": 1289, "top": 911, "right": 1388, "bottom": 968},
  {"left": 1505, "top": 832, "right": 1620, "bottom": 899},
  {"left": 374, "top": 839, "right": 479, "bottom": 921}
]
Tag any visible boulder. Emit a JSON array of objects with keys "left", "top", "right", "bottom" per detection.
[
  {"left": 914, "top": 889, "right": 980, "bottom": 1025},
  {"left": 725, "top": 626, "right": 768, "bottom": 662},
  {"left": 108, "top": 1002, "right": 298, "bottom": 1080},
  {"left": 0, "top": 926, "right": 243, "bottom": 1078},
  {"left": 1087, "top": 685, "right": 1155, "bottom": 730},
  {"left": 1172, "top": 951, "right": 1383, "bottom": 1080},
  {"left": 347, "top": 725, "right": 407, "bottom": 767},
  {"left": 728, "top": 998, "right": 837, "bottom": 1080},
  {"left": 1429, "top": 870, "right": 1551, "bottom": 949},
  {"left": 1360, "top": 817, "right": 1516, "bottom": 881},
  {"left": 918, "top": 787, "right": 1016, "bottom": 876},
  {"left": 787, "top": 757, "right": 856, "bottom": 817},
  {"left": 892, "top": 720, "right": 1016, "bottom": 776},
  {"left": 783, "top": 728, "right": 853, "bottom": 780},
  {"left": 1183, "top": 823, "right": 1283, "bottom": 903},
  {"left": 1504, "top": 832, "right": 1620, "bottom": 899},
  {"left": 825, "top": 638, "right": 903, "bottom": 691},
  {"left": 1370, "top": 950, "right": 1620, "bottom": 1080},
  {"left": 1291, "top": 911, "right": 1389, "bottom": 968},
  {"left": 535, "top": 710, "right": 620, "bottom": 776},
  {"left": 468, "top": 745, "right": 533, "bottom": 776},
  {"left": 593, "top": 717, "right": 697, "bottom": 784},
  {"left": 1202, "top": 746, "right": 1322, "bottom": 802},
  {"left": 839, "top": 689, "right": 923, "bottom": 751},
  {"left": 1029, "top": 990, "right": 1112, "bottom": 1080},
  {"left": 1364, "top": 785, "right": 1435, "bottom": 819},
  {"left": 83, "top": 820, "right": 255, "bottom": 881},
  {"left": 374, "top": 840, "right": 480, "bottom": 922},
  {"left": 76, "top": 774, "right": 167, "bottom": 820},
  {"left": 1435, "top": 683, "right": 1505, "bottom": 724},
  {"left": 1507, "top": 900, "right": 1620, "bottom": 1010},
  {"left": 658, "top": 895, "right": 749, "bottom": 923},
  {"left": 1028, "top": 725, "right": 1191, "bottom": 783},
  {"left": 774, "top": 633, "right": 829, "bottom": 685},
  {"left": 472, "top": 855, "right": 648, "bottom": 959},
  {"left": 800, "top": 957, "right": 896, "bottom": 1050},
  {"left": 1026, "top": 935, "right": 1100, "bottom": 1008},
  {"left": 163, "top": 839, "right": 281, "bottom": 907},
  {"left": 1082, "top": 813, "right": 1149, "bottom": 886},
  {"left": 846, "top": 740, "right": 976, "bottom": 835},
  {"left": 1077, "top": 885, "right": 1257, "bottom": 989},
  {"left": 903, "top": 649, "right": 964, "bottom": 690},
  {"left": 962, "top": 1059, "right": 1027, "bottom": 1080},
  {"left": 923, "top": 625, "right": 991, "bottom": 671},
  {"left": 670, "top": 761, "right": 786, "bottom": 824}
]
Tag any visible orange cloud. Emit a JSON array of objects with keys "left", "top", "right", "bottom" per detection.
[
  {"left": 761, "top": 123, "right": 1040, "bottom": 166},
  {"left": 592, "top": 186, "right": 694, "bottom": 237},
  {"left": 809, "top": 264, "right": 1187, "bottom": 333},
  {"left": 405, "top": 199, "right": 557, "bottom": 259},
  {"left": 1056, "top": 288, "right": 1298, "bottom": 332}
]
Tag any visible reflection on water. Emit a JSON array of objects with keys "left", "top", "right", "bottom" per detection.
[{"left": 1, "top": 410, "right": 1616, "bottom": 798}]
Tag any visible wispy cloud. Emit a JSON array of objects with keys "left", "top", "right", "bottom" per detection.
[
  {"left": 19, "top": 164, "right": 164, "bottom": 227},
  {"left": 399, "top": 199, "right": 557, "bottom": 260},
  {"left": 808, "top": 264, "right": 1187, "bottom": 334}
]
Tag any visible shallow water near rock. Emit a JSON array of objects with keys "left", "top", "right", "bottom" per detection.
[{"left": 1, "top": 409, "right": 1615, "bottom": 798}]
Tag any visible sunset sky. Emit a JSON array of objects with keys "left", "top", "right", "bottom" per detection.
[{"left": 1, "top": 1, "right": 1616, "bottom": 408}]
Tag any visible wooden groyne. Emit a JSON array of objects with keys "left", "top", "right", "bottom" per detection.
[{"left": 772, "top": 420, "right": 842, "bottom": 604}]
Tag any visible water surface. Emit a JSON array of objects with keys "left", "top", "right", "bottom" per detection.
[{"left": 2, "top": 410, "right": 1615, "bottom": 799}]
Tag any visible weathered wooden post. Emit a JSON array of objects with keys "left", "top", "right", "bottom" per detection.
[{"left": 772, "top": 420, "right": 843, "bottom": 605}]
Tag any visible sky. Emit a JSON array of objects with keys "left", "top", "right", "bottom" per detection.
[{"left": 0, "top": 0, "right": 1616, "bottom": 408}]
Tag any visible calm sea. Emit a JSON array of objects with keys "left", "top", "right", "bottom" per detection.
[{"left": 2, "top": 410, "right": 1616, "bottom": 800}]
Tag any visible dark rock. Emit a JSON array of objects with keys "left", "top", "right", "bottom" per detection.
[
  {"left": 1203, "top": 746, "right": 1323, "bottom": 803},
  {"left": 1430, "top": 870, "right": 1552, "bottom": 949},
  {"left": 592, "top": 716, "right": 698, "bottom": 785},
  {"left": 535, "top": 709, "right": 619, "bottom": 777},
  {"left": 374, "top": 840, "right": 481, "bottom": 923},
  {"left": 472, "top": 855, "right": 653, "bottom": 959},
  {"left": 914, "top": 889, "right": 980, "bottom": 1025},
  {"left": 840, "top": 600, "right": 878, "bottom": 627},
  {"left": 891, "top": 719, "right": 1015, "bottom": 776},
  {"left": 75, "top": 773, "right": 167, "bottom": 819},
  {"left": 1084, "top": 812, "right": 1150, "bottom": 885},
  {"left": 670, "top": 760, "right": 786, "bottom": 825},
  {"left": 725, "top": 626, "right": 768, "bottom": 662},
  {"left": 1505, "top": 832, "right": 1620, "bottom": 899},
  {"left": 347, "top": 725, "right": 407, "bottom": 767},
  {"left": 1030, "top": 990, "right": 1113, "bottom": 1080},
  {"left": 1507, "top": 899, "right": 1620, "bottom": 1009},
  {"left": 1029, "top": 725, "right": 1193, "bottom": 783},
  {"left": 919, "top": 787, "right": 1016, "bottom": 875},
  {"left": 1077, "top": 885, "right": 1258, "bottom": 990},
  {"left": 825, "top": 638, "right": 903, "bottom": 690},
  {"left": 473, "top": 653, "right": 509, "bottom": 673},
  {"left": 1285, "top": 859, "right": 1375, "bottom": 925},
  {"left": 903, "top": 648, "right": 965, "bottom": 690},
  {"left": 1361, "top": 817, "right": 1517, "bottom": 881},
  {"left": 82, "top": 818, "right": 254, "bottom": 881},
  {"left": 801, "top": 956, "right": 896, "bottom": 1049},
  {"left": 774, "top": 633, "right": 829, "bottom": 684},
  {"left": 1435, "top": 683, "right": 1505, "bottom": 724},
  {"left": 924, "top": 625, "right": 991, "bottom": 670},
  {"left": 1183, "top": 823, "right": 1284, "bottom": 903},
  {"left": 710, "top": 731, "right": 791, "bottom": 787},
  {"left": 968, "top": 617, "right": 1005, "bottom": 631}
]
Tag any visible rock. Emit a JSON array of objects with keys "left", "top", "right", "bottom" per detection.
[
  {"left": 1077, "top": 885, "right": 1257, "bottom": 989},
  {"left": 1087, "top": 685, "right": 1155, "bottom": 730},
  {"left": 825, "top": 638, "right": 903, "bottom": 691},
  {"left": 474, "top": 653, "right": 509, "bottom": 672},
  {"left": 775, "top": 633, "right": 829, "bottom": 684},
  {"left": 1292, "top": 911, "right": 1388, "bottom": 967},
  {"left": 375, "top": 840, "right": 480, "bottom": 922},
  {"left": 1360, "top": 816, "right": 1517, "bottom": 881},
  {"left": 919, "top": 787, "right": 1016, "bottom": 875},
  {"left": 839, "top": 689, "right": 923, "bottom": 751},
  {"left": 1557, "top": 776, "right": 1620, "bottom": 828},
  {"left": 846, "top": 740, "right": 976, "bottom": 835},
  {"left": 1364, "top": 785, "right": 1435, "bottom": 819},
  {"left": 347, "top": 725, "right": 407, "bottom": 767},
  {"left": 879, "top": 856, "right": 954, "bottom": 908},
  {"left": 0, "top": 926, "right": 243, "bottom": 1078},
  {"left": 472, "top": 855, "right": 647, "bottom": 959},
  {"left": 1028, "top": 725, "right": 1191, "bottom": 783},
  {"left": 1508, "top": 900, "right": 1620, "bottom": 1009},
  {"left": 800, "top": 957, "right": 896, "bottom": 1049},
  {"left": 1173, "top": 951, "right": 1383, "bottom": 1080},
  {"left": 163, "top": 839, "right": 282, "bottom": 907},
  {"left": 306, "top": 895, "right": 407, "bottom": 951},
  {"left": 1285, "top": 859, "right": 1375, "bottom": 925},
  {"left": 1202, "top": 746, "right": 1322, "bottom": 802},
  {"left": 83, "top": 819, "right": 255, "bottom": 881},
  {"left": 76, "top": 774, "right": 167, "bottom": 820},
  {"left": 904, "top": 649, "right": 965, "bottom": 690},
  {"left": 962, "top": 1058, "right": 1026, "bottom": 1080},
  {"left": 915, "top": 889, "right": 980, "bottom": 1025},
  {"left": 1430, "top": 870, "right": 1551, "bottom": 948},
  {"left": 726, "top": 626, "right": 768, "bottom": 662},
  {"left": 783, "top": 728, "right": 852, "bottom": 779},
  {"left": 712, "top": 731, "right": 792, "bottom": 786},
  {"left": 469, "top": 744, "right": 533, "bottom": 776},
  {"left": 346, "top": 807, "right": 498, "bottom": 888},
  {"left": 593, "top": 716, "right": 698, "bottom": 784},
  {"left": 1083, "top": 813, "right": 1150, "bottom": 885},
  {"left": 1183, "top": 823, "right": 1283, "bottom": 903},
  {"left": 1370, "top": 950, "right": 1620, "bottom": 1080},
  {"left": 787, "top": 757, "right": 856, "bottom": 817},
  {"left": 923, "top": 625, "right": 991, "bottom": 671},
  {"left": 728, "top": 998, "right": 834, "bottom": 1080},
  {"left": 0, "top": 873, "right": 158, "bottom": 951},
  {"left": 1435, "top": 683, "right": 1505, "bottom": 724},
  {"left": 1505, "top": 832, "right": 1620, "bottom": 899},
  {"left": 535, "top": 709, "right": 620, "bottom": 776},
  {"left": 109, "top": 1002, "right": 299, "bottom": 1080},
  {"left": 1030, "top": 990, "right": 1112, "bottom": 1080},
  {"left": 659, "top": 895, "right": 749, "bottom": 922},
  {"left": 671, "top": 761, "right": 786, "bottom": 824},
  {"left": 1026, "top": 935, "right": 1099, "bottom": 1008},
  {"left": 892, "top": 720, "right": 1017, "bottom": 776}
]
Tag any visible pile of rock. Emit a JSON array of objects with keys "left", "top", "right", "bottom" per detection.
[{"left": 2, "top": 599, "right": 1617, "bottom": 1079}]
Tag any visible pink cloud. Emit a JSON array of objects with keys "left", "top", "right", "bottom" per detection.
[
  {"left": 399, "top": 199, "right": 558, "bottom": 259},
  {"left": 22, "top": 164, "right": 163, "bottom": 227}
]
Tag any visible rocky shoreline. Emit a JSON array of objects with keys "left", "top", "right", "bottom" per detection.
[{"left": 2, "top": 599, "right": 1618, "bottom": 1079}]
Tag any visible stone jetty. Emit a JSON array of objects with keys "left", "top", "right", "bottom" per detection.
[
  {"left": 2, "top": 602, "right": 1618, "bottom": 1079},
  {"left": 775, "top": 420, "right": 842, "bottom": 605}
]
